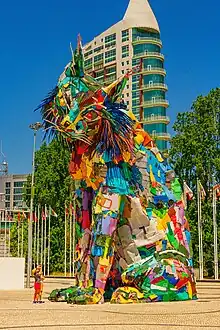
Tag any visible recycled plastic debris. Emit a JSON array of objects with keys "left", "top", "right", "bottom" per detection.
[{"left": 37, "top": 36, "right": 197, "bottom": 304}]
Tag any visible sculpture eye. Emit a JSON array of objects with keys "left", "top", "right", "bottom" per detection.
[{"left": 75, "top": 120, "right": 87, "bottom": 132}]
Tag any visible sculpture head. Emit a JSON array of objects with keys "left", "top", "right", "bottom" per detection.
[{"left": 37, "top": 37, "right": 137, "bottom": 161}]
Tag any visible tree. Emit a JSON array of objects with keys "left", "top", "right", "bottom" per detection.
[{"left": 169, "top": 88, "right": 220, "bottom": 276}]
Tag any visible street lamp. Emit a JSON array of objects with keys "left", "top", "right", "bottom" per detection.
[{"left": 27, "top": 122, "right": 42, "bottom": 288}]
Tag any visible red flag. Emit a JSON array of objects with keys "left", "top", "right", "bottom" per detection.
[
  {"left": 65, "top": 207, "right": 69, "bottom": 216},
  {"left": 42, "top": 209, "right": 46, "bottom": 221},
  {"left": 183, "top": 181, "right": 194, "bottom": 200},
  {"left": 17, "top": 212, "right": 21, "bottom": 222},
  {"left": 33, "top": 212, "right": 38, "bottom": 222}
]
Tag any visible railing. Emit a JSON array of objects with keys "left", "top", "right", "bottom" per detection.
[
  {"left": 133, "top": 67, "right": 166, "bottom": 75},
  {"left": 133, "top": 36, "right": 162, "bottom": 45},
  {"left": 142, "top": 99, "right": 169, "bottom": 107},
  {"left": 142, "top": 116, "right": 170, "bottom": 124},
  {"left": 152, "top": 132, "right": 171, "bottom": 140},
  {"left": 141, "top": 83, "right": 168, "bottom": 90},
  {"left": 133, "top": 52, "right": 164, "bottom": 59},
  {"left": 145, "top": 67, "right": 166, "bottom": 74}
]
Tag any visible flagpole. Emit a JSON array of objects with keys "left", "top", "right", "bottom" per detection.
[
  {"left": 213, "top": 187, "right": 218, "bottom": 280},
  {"left": 183, "top": 181, "right": 187, "bottom": 210},
  {"left": 34, "top": 208, "right": 37, "bottom": 268},
  {"left": 17, "top": 215, "right": 20, "bottom": 258},
  {"left": 43, "top": 205, "right": 47, "bottom": 276},
  {"left": 64, "top": 201, "right": 67, "bottom": 277},
  {"left": 21, "top": 217, "right": 24, "bottom": 258},
  {"left": 197, "top": 178, "right": 203, "bottom": 280},
  {"left": 0, "top": 211, "right": 2, "bottom": 254},
  {"left": 72, "top": 198, "right": 76, "bottom": 278},
  {"left": 41, "top": 206, "right": 43, "bottom": 266},
  {"left": 4, "top": 211, "right": 7, "bottom": 257},
  {"left": 47, "top": 206, "right": 51, "bottom": 276},
  {"left": 8, "top": 212, "right": 11, "bottom": 257},
  {"left": 37, "top": 205, "right": 40, "bottom": 265},
  {"left": 69, "top": 203, "right": 72, "bottom": 277}
]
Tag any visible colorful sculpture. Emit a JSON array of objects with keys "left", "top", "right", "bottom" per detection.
[{"left": 37, "top": 37, "right": 197, "bottom": 304}]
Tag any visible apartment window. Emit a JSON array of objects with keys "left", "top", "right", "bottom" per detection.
[
  {"left": 105, "top": 49, "right": 116, "bottom": 64},
  {"left": 122, "top": 29, "right": 129, "bottom": 42},
  {"left": 5, "top": 202, "right": 10, "bottom": 208},
  {"left": 85, "top": 58, "right": 92, "bottom": 68},
  {"left": 121, "top": 70, "right": 124, "bottom": 74},
  {"left": 5, "top": 195, "right": 10, "bottom": 201},
  {"left": 132, "top": 75, "right": 140, "bottom": 82},
  {"left": 14, "top": 188, "right": 23, "bottom": 194},
  {"left": 126, "top": 93, "right": 129, "bottom": 97},
  {"left": 84, "top": 50, "right": 93, "bottom": 58},
  {"left": 94, "top": 53, "right": 103, "bottom": 63},
  {"left": 105, "top": 33, "right": 116, "bottom": 44},
  {"left": 5, "top": 182, "right": 11, "bottom": 188},
  {"left": 5, "top": 188, "right": 10, "bottom": 195},
  {"left": 127, "top": 85, "right": 129, "bottom": 89},
  {"left": 122, "top": 45, "right": 129, "bottom": 58},
  {"left": 122, "top": 62, "right": 124, "bottom": 66},
  {"left": 96, "top": 70, "right": 104, "bottom": 78},
  {"left": 126, "top": 60, "right": 129, "bottom": 65},
  {"left": 14, "top": 181, "right": 24, "bottom": 187},
  {"left": 13, "top": 194, "right": 23, "bottom": 201},
  {"left": 132, "top": 58, "right": 141, "bottom": 67},
  {"left": 94, "top": 46, "right": 103, "bottom": 53},
  {"left": 105, "top": 41, "right": 116, "bottom": 48},
  {"left": 106, "top": 66, "right": 116, "bottom": 74}
]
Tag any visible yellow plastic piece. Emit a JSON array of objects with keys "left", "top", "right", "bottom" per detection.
[{"left": 187, "top": 282, "right": 192, "bottom": 299}]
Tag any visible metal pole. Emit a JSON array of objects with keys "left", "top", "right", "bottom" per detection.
[
  {"left": 17, "top": 217, "right": 20, "bottom": 257},
  {"left": 213, "top": 188, "right": 218, "bottom": 280},
  {"left": 21, "top": 219, "right": 24, "bottom": 258},
  {"left": 197, "top": 179, "right": 203, "bottom": 280},
  {"left": 72, "top": 198, "right": 76, "bottom": 278},
  {"left": 64, "top": 202, "right": 67, "bottom": 277},
  {"left": 41, "top": 206, "right": 43, "bottom": 266},
  {"left": 37, "top": 205, "right": 40, "bottom": 265},
  {"left": 8, "top": 212, "right": 11, "bottom": 257},
  {"left": 0, "top": 211, "right": 2, "bottom": 254},
  {"left": 183, "top": 181, "right": 187, "bottom": 210},
  {"left": 43, "top": 205, "right": 47, "bottom": 276},
  {"left": 47, "top": 206, "right": 51, "bottom": 276},
  {"left": 27, "top": 131, "right": 36, "bottom": 288},
  {"left": 34, "top": 208, "right": 37, "bottom": 268},
  {"left": 69, "top": 204, "right": 72, "bottom": 277},
  {"left": 4, "top": 211, "right": 7, "bottom": 257}
]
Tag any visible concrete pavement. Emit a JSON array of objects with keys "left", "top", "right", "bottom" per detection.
[{"left": 0, "top": 279, "right": 220, "bottom": 330}]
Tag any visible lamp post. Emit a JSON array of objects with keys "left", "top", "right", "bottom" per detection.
[{"left": 26, "top": 122, "right": 42, "bottom": 288}]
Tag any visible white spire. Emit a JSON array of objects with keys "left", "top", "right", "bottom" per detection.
[{"left": 123, "top": 0, "right": 160, "bottom": 32}]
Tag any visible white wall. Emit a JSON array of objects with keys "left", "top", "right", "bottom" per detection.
[{"left": 0, "top": 257, "right": 25, "bottom": 290}]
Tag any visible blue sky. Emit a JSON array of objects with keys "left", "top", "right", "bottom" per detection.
[{"left": 0, "top": 0, "right": 219, "bottom": 174}]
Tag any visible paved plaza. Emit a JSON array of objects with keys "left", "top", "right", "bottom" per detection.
[{"left": 0, "top": 279, "right": 220, "bottom": 330}]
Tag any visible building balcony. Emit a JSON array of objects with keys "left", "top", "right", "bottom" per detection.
[
  {"left": 151, "top": 132, "right": 171, "bottom": 141},
  {"left": 134, "top": 67, "right": 166, "bottom": 76},
  {"left": 140, "top": 98, "right": 169, "bottom": 108},
  {"left": 133, "top": 52, "right": 164, "bottom": 61},
  {"left": 142, "top": 115, "right": 170, "bottom": 125},
  {"left": 140, "top": 83, "right": 168, "bottom": 92},
  {"left": 132, "top": 37, "right": 162, "bottom": 47}
]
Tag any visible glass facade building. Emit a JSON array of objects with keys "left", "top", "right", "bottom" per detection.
[{"left": 83, "top": 0, "right": 170, "bottom": 151}]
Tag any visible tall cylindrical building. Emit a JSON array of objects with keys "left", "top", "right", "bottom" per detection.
[{"left": 83, "top": 0, "right": 170, "bottom": 150}]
